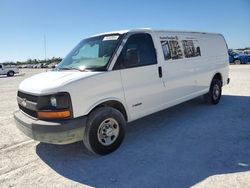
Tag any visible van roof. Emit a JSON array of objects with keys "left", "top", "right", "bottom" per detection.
[{"left": 92, "top": 28, "right": 221, "bottom": 37}]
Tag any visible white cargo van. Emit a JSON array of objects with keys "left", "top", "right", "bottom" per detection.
[{"left": 14, "top": 28, "right": 230, "bottom": 155}]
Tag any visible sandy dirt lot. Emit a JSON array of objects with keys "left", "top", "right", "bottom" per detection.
[{"left": 0, "top": 66, "right": 250, "bottom": 188}]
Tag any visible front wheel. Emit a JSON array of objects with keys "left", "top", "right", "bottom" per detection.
[
  {"left": 204, "top": 79, "right": 222, "bottom": 105},
  {"left": 83, "top": 107, "right": 126, "bottom": 155}
]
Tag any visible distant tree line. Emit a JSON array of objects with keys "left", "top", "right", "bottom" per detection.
[
  {"left": 235, "top": 47, "right": 250, "bottom": 51},
  {"left": 1, "top": 57, "right": 62, "bottom": 65}
]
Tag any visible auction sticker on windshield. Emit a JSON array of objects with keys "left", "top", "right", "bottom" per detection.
[{"left": 103, "top": 35, "right": 119, "bottom": 41}]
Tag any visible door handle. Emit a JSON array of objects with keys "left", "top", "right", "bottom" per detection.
[{"left": 158, "top": 66, "right": 162, "bottom": 78}]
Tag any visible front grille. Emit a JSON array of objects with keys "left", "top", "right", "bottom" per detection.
[
  {"left": 17, "top": 91, "right": 38, "bottom": 118},
  {"left": 17, "top": 91, "right": 38, "bottom": 102}
]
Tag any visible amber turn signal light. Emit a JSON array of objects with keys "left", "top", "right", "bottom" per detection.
[{"left": 38, "top": 110, "right": 71, "bottom": 119}]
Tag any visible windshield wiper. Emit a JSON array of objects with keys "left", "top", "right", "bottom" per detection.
[
  {"left": 57, "top": 67, "right": 85, "bottom": 72},
  {"left": 56, "top": 66, "right": 106, "bottom": 72}
]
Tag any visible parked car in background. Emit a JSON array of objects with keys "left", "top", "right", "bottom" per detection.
[
  {"left": 26, "top": 64, "right": 34, "bottom": 68},
  {"left": 47, "top": 62, "right": 58, "bottom": 69},
  {"left": 41, "top": 63, "right": 48, "bottom": 68},
  {"left": 0, "top": 64, "right": 19, "bottom": 76},
  {"left": 228, "top": 50, "right": 250, "bottom": 64},
  {"left": 244, "top": 50, "right": 250, "bottom": 55}
]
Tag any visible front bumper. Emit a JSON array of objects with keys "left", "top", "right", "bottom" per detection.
[{"left": 14, "top": 110, "right": 86, "bottom": 144}]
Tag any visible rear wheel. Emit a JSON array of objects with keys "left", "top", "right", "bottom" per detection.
[
  {"left": 234, "top": 59, "right": 241, "bottom": 64},
  {"left": 7, "top": 71, "right": 14, "bottom": 77},
  {"left": 83, "top": 107, "right": 126, "bottom": 155},
  {"left": 204, "top": 79, "right": 222, "bottom": 105}
]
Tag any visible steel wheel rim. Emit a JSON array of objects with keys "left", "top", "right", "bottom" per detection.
[
  {"left": 213, "top": 84, "right": 220, "bottom": 100},
  {"left": 97, "top": 118, "right": 119, "bottom": 146}
]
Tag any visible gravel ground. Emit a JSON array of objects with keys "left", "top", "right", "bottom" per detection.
[{"left": 0, "top": 66, "right": 250, "bottom": 188}]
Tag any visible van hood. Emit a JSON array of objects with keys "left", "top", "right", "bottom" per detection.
[{"left": 19, "top": 70, "right": 102, "bottom": 95}]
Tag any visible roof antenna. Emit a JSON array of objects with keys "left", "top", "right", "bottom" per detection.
[{"left": 44, "top": 34, "right": 47, "bottom": 65}]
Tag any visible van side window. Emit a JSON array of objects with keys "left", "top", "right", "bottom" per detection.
[
  {"left": 114, "top": 33, "right": 157, "bottom": 69},
  {"left": 0, "top": 65, "right": 2, "bottom": 69},
  {"left": 169, "top": 40, "right": 183, "bottom": 59},
  {"left": 161, "top": 41, "right": 171, "bottom": 60},
  {"left": 160, "top": 39, "right": 183, "bottom": 60},
  {"left": 182, "top": 40, "right": 201, "bottom": 58}
]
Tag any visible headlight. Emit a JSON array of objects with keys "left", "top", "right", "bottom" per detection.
[
  {"left": 37, "top": 92, "right": 72, "bottom": 119},
  {"left": 50, "top": 96, "right": 57, "bottom": 107}
]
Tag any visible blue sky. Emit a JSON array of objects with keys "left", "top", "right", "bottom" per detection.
[{"left": 0, "top": 0, "right": 250, "bottom": 62}]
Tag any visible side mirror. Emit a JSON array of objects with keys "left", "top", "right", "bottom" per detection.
[{"left": 126, "top": 48, "right": 139, "bottom": 66}]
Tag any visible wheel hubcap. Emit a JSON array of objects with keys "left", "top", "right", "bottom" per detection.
[
  {"left": 213, "top": 84, "right": 220, "bottom": 100},
  {"left": 97, "top": 118, "right": 119, "bottom": 146}
]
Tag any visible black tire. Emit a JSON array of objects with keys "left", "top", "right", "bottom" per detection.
[
  {"left": 83, "top": 107, "right": 126, "bottom": 155},
  {"left": 7, "top": 71, "right": 14, "bottom": 77},
  {"left": 204, "top": 79, "right": 222, "bottom": 105}
]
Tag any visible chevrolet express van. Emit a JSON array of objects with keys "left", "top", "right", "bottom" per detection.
[{"left": 14, "top": 29, "right": 230, "bottom": 155}]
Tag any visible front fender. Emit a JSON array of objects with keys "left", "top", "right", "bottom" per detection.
[{"left": 86, "top": 97, "right": 130, "bottom": 120}]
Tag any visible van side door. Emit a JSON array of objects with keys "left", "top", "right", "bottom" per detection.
[
  {"left": 113, "top": 33, "right": 165, "bottom": 120},
  {"left": 159, "top": 34, "right": 198, "bottom": 103}
]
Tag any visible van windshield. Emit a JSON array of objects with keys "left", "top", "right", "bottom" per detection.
[{"left": 57, "top": 34, "right": 122, "bottom": 71}]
